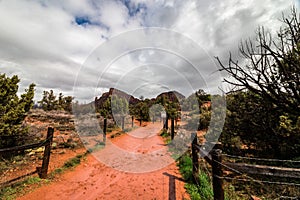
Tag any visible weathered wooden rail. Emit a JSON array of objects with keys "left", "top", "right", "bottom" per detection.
[
  {"left": 191, "top": 134, "right": 300, "bottom": 200},
  {"left": 0, "top": 127, "right": 54, "bottom": 187}
]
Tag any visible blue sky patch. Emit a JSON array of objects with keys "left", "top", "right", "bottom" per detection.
[
  {"left": 75, "top": 16, "right": 92, "bottom": 26},
  {"left": 74, "top": 16, "right": 110, "bottom": 30}
]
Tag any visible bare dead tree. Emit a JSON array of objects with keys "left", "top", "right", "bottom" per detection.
[{"left": 216, "top": 7, "right": 300, "bottom": 116}]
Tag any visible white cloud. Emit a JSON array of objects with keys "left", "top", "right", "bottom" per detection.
[
  {"left": 99, "top": 1, "right": 128, "bottom": 29},
  {"left": 0, "top": 0, "right": 297, "bottom": 102}
]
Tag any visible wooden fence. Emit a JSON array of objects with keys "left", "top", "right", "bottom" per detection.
[
  {"left": 191, "top": 134, "right": 300, "bottom": 200},
  {"left": 162, "top": 117, "right": 176, "bottom": 140},
  {"left": 0, "top": 127, "right": 54, "bottom": 186}
]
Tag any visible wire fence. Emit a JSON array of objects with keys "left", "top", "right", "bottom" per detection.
[
  {"left": 191, "top": 140, "right": 300, "bottom": 200},
  {"left": 223, "top": 153, "right": 300, "bottom": 164},
  {"left": 0, "top": 127, "right": 54, "bottom": 188}
]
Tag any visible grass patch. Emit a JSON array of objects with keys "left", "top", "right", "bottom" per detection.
[
  {"left": 169, "top": 148, "right": 181, "bottom": 160},
  {"left": 160, "top": 129, "right": 173, "bottom": 146},
  {"left": 63, "top": 156, "right": 81, "bottom": 168},
  {"left": 160, "top": 128, "right": 169, "bottom": 138},
  {"left": 63, "top": 153, "right": 85, "bottom": 168},
  {"left": 47, "top": 152, "right": 87, "bottom": 180},
  {"left": 0, "top": 176, "right": 46, "bottom": 200},
  {"left": 178, "top": 154, "right": 249, "bottom": 200},
  {"left": 178, "top": 155, "right": 213, "bottom": 200}
]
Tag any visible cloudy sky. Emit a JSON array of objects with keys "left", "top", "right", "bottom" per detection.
[{"left": 0, "top": 0, "right": 298, "bottom": 102}]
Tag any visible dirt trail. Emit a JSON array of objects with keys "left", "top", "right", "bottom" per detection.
[{"left": 18, "top": 122, "right": 189, "bottom": 200}]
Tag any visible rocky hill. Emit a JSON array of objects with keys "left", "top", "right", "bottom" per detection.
[
  {"left": 156, "top": 91, "right": 185, "bottom": 102},
  {"left": 94, "top": 88, "right": 140, "bottom": 110},
  {"left": 94, "top": 88, "right": 185, "bottom": 110}
]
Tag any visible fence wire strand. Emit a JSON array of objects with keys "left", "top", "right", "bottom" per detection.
[
  {"left": 192, "top": 143, "right": 300, "bottom": 199},
  {"left": 222, "top": 153, "right": 300, "bottom": 163},
  {"left": 214, "top": 174, "right": 300, "bottom": 187},
  {"left": 212, "top": 158, "right": 300, "bottom": 188},
  {"left": 212, "top": 159, "right": 244, "bottom": 175}
]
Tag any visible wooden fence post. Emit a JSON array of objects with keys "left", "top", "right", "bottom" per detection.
[
  {"left": 40, "top": 127, "right": 54, "bottom": 179},
  {"left": 121, "top": 116, "right": 125, "bottom": 131},
  {"left": 131, "top": 116, "right": 134, "bottom": 128},
  {"left": 166, "top": 113, "right": 169, "bottom": 130},
  {"left": 211, "top": 149, "right": 224, "bottom": 200},
  {"left": 171, "top": 118, "right": 175, "bottom": 140},
  {"left": 103, "top": 118, "right": 107, "bottom": 143},
  {"left": 139, "top": 110, "right": 142, "bottom": 126},
  {"left": 191, "top": 133, "right": 199, "bottom": 184}
]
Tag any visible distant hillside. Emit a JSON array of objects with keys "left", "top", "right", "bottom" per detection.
[{"left": 94, "top": 88, "right": 140, "bottom": 110}]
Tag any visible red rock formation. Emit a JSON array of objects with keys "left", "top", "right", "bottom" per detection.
[{"left": 94, "top": 88, "right": 140, "bottom": 110}]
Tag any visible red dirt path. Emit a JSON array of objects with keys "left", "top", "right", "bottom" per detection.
[{"left": 17, "top": 122, "right": 190, "bottom": 200}]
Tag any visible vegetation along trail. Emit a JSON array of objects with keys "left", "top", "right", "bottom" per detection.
[{"left": 18, "top": 122, "right": 189, "bottom": 200}]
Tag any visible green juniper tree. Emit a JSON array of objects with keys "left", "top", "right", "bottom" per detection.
[
  {"left": 39, "top": 90, "right": 73, "bottom": 113},
  {"left": 0, "top": 74, "right": 35, "bottom": 148},
  {"left": 39, "top": 90, "right": 57, "bottom": 111}
]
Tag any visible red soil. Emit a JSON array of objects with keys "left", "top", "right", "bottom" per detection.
[{"left": 17, "top": 122, "right": 190, "bottom": 200}]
